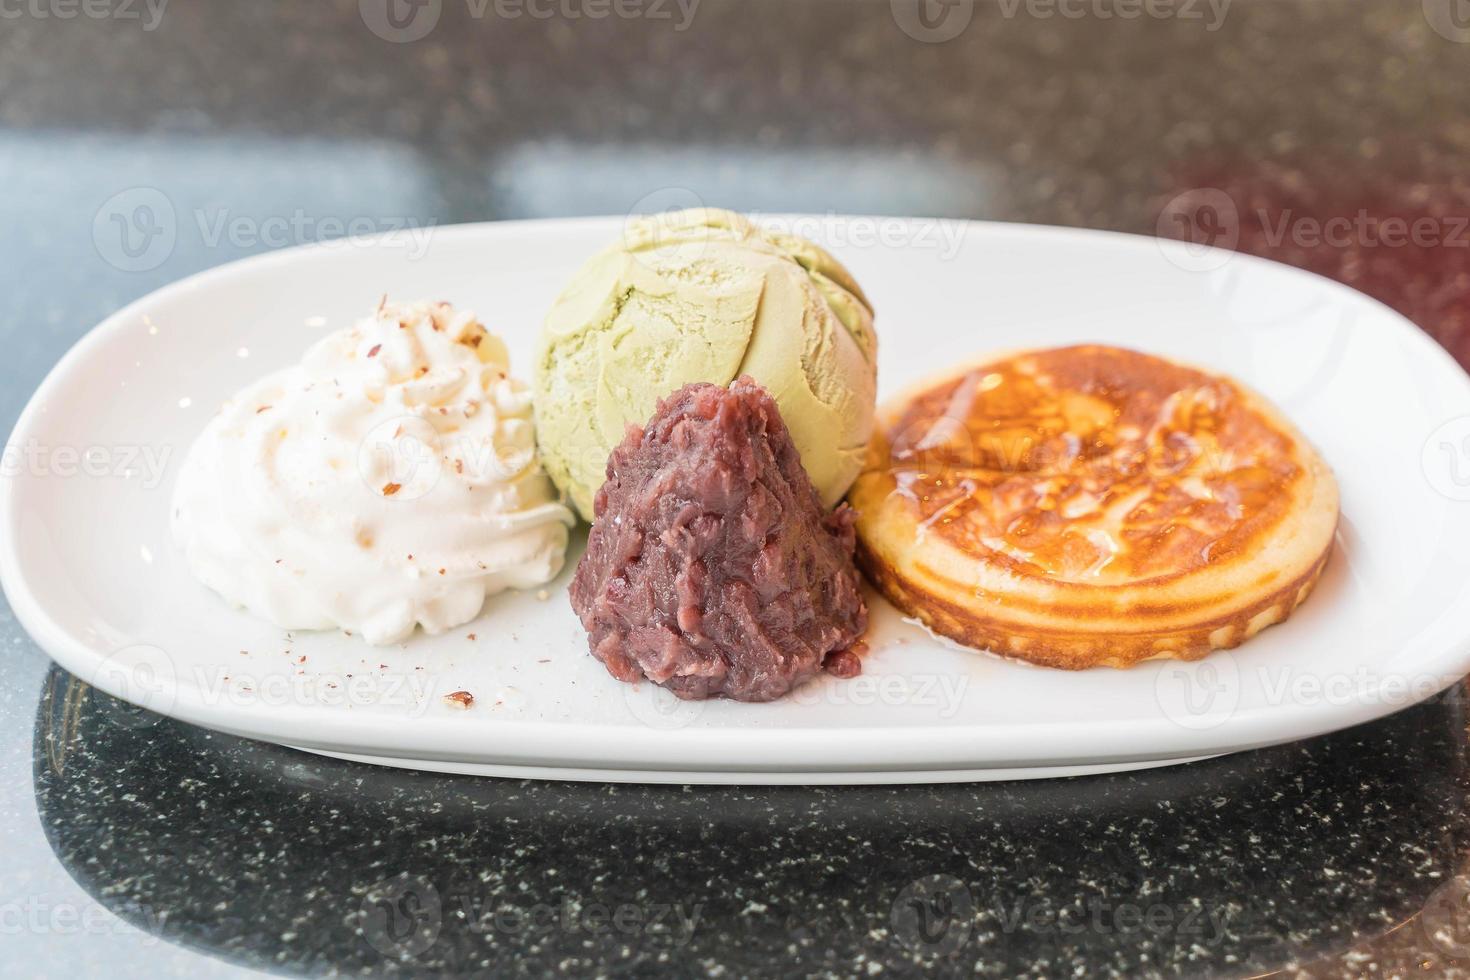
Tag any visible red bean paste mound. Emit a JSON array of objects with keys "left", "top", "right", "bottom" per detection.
[{"left": 569, "top": 377, "right": 869, "bottom": 702}]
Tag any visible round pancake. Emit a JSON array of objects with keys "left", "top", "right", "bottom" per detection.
[{"left": 849, "top": 345, "right": 1339, "bottom": 669}]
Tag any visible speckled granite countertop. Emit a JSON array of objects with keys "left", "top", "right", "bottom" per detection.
[{"left": 4, "top": 1, "right": 1470, "bottom": 976}]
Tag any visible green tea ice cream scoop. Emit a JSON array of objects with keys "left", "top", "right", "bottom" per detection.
[{"left": 533, "top": 207, "right": 878, "bottom": 521}]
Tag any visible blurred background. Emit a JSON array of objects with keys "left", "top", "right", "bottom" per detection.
[
  {"left": 5, "top": 1, "right": 1470, "bottom": 976},
  {"left": 5, "top": 0, "right": 1469, "bottom": 433}
]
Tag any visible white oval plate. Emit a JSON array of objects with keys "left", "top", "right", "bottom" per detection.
[{"left": 6, "top": 216, "right": 1470, "bottom": 784}]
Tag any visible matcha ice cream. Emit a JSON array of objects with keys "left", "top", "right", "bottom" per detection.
[{"left": 534, "top": 208, "right": 878, "bottom": 521}]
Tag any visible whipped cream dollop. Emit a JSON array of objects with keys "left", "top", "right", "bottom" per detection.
[{"left": 172, "top": 300, "right": 575, "bottom": 645}]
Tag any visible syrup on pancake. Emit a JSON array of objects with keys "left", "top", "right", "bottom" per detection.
[{"left": 878, "top": 346, "right": 1303, "bottom": 584}]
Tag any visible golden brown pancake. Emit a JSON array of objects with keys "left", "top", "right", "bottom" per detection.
[{"left": 850, "top": 345, "right": 1339, "bottom": 669}]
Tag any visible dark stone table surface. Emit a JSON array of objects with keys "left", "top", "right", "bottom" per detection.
[{"left": 4, "top": 1, "right": 1470, "bottom": 976}]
